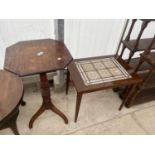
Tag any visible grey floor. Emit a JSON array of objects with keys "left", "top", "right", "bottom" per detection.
[{"left": 1, "top": 83, "right": 155, "bottom": 135}]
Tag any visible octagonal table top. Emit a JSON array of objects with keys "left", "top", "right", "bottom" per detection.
[{"left": 4, "top": 39, "right": 73, "bottom": 76}]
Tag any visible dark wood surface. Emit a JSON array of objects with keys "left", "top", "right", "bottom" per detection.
[
  {"left": 140, "top": 52, "right": 155, "bottom": 67},
  {"left": 0, "top": 70, "right": 23, "bottom": 134},
  {"left": 0, "top": 108, "right": 20, "bottom": 135},
  {"left": 120, "top": 36, "right": 155, "bottom": 107},
  {"left": 4, "top": 39, "right": 73, "bottom": 76},
  {"left": 130, "top": 52, "right": 155, "bottom": 89},
  {"left": 4, "top": 39, "right": 72, "bottom": 128},
  {"left": 67, "top": 56, "right": 142, "bottom": 122},
  {"left": 122, "top": 38, "right": 155, "bottom": 52},
  {"left": 0, "top": 70, "right": 23, "bottom": 121},
  {"left": 68, "top": 56, "right": 141, "bottom": 93},
  {"left": 115, "top": 56, "right": 155, "bottom": 106},
  {"left": 134, "top": 87, "right": 155, "bottom": 104}
]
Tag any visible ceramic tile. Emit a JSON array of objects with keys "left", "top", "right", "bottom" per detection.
[
  {"left": 98, "top": 69, "right": 112, "bottom": 78},
  {"left": 75, "top": 57, "right": 131, "bottom": 85},
  {"left": 85, "top": 71, "right": 101, "bottom": 81},
  {"left": 110, "top": 68, "right": 123, "bottom": 76},
  {"left": 81, "top": 63, "right": 94, "bottom": 72},
  {"left": 103, "top": 60, "right": 116, "bottom": 68},
  {"left": 93, "top": 62, "right": 106, "bottom": 70}
]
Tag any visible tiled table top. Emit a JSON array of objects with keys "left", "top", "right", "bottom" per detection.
[{"left": 75, "top": 57, "right": 131, "bottom": 86}]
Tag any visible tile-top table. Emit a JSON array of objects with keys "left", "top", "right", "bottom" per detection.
[
  {"left": 4, "top": 39, "right": 73, "bottom": 128},
  {"left": 66, "top": 56, "right": 141, "bottom": 122}
]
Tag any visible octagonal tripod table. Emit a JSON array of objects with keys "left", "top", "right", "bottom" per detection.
[{"left": 4, "top": 39, "right": 73, "bottom": 128}]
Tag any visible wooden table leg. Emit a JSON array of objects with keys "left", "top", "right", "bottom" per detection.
[
  {"left": 21, "top": 100, "right": 26, "bottom": 106},
  {"left": 0, "top": 108, "right": 20, "bottom": 135},
  {"left": 66, "top": 69, "right": 70, "bottom": 95},
  {"left": 74, "top": 92, "right": 83, "bottom": 122},
  {"left": 29, "top": 72, "right": 68, "bottom": 129},
  {"left": 10, "top": 108, "right": 20, "bottom": 135}
]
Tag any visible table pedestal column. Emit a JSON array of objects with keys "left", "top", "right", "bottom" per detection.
[{"left": 29, "top": 73, "right": 68, "bottom": 129}]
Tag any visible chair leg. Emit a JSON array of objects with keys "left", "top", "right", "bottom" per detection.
[
  {"left": 74, "top": 92, "right": 83, "bottom": 122},
  {"left": 66, "top": 69, "right": 70, "bottom": 95}
]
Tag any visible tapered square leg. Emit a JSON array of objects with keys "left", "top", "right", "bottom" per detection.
[
  {"left": 74, "top": 92, "right": 83, "bottom": 122},
  {"left": 66, "top": 69, "right": 70, "bottom": 95}
]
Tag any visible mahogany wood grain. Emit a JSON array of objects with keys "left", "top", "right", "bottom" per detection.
[
  {"left": 29, "top": 73, "right": 68, "bottom": 128},
  {"left": 5, "top": 39, "right": 73, "bottom": 76},
  {"left": 4, "top": 39, "right": 72, "bottom": 128},
  {"left": 0, "top": 70, "right": 23, "bottom": 134},
  {"left": 68, "top": 56, "right": 141, "bottom": 94},
  {"left": 0, "top": 70, "right": 23, "bottom": 121},
  {"left": 67, "top": 56, "right": 141, "bottom": 122},
  {"left": 121, "top": 37, "right": 155, "bottom": 108}
]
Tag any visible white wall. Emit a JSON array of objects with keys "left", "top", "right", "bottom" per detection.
[
  {"left": 65, "top": 19, "right": 155, "bottom": 59},
  {"left": 0, "top": 19, "right": 55, "bottom": 68},
  {"left": 0, "top": 19, "right": 154, "bottom": 69}
]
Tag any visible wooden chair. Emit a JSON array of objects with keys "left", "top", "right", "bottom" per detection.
[
  {"left": 0, "top": 70, "right": 23, "bottom": 135},
  {"left": 66, "top": 52, "right": 142, "bottom": 122},
  {"left": 124, "top": 36, "right": 155, "bottom": 108},
  {"left": 119, "top": 19, "right": 155, "bottom": 64}
]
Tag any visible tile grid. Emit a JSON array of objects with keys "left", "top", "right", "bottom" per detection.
[{"left": 75, "top": 57, "right": 131, "bottom": 86}]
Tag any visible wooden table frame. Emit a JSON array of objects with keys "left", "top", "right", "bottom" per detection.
[
  {"left": 66, "top": 56, "right": 141, "bottom": 122},
  {"left": 29, "top": 72, "right": 68, "bottom": 128},
  {"left": 4, "top": 39, "right": 73, "bottom": 128}
]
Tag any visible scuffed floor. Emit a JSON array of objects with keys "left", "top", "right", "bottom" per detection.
[{"left": 1, "top": 83, "right": 155, "bottom": 135}]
